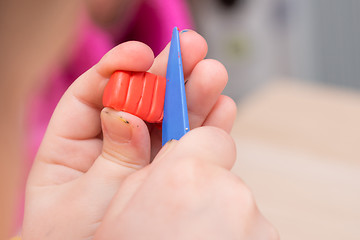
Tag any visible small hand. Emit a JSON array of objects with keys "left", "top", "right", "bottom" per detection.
[
  {"left": 22, "top": 31, "right": 237, "bottom": 239},
  {"left": 94, "top": 127, "right": 279, "bottom": 240}
]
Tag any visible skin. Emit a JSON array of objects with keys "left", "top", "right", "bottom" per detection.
[
  {"left": 22, "top": 30, "right": 279, "bottom": 239},
  {"left": 95, "top": 127, "right": 278, "bottom": 240}
]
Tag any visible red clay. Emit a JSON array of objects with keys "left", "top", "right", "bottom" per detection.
[{"left": 103, "top": 70, "right": 166, "bottom": 123}]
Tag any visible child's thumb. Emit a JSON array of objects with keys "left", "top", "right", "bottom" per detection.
[{"left": 86, "top": 107, "right": 151, "bottom": 184}]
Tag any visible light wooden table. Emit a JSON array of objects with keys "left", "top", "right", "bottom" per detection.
[{"left": 231, "top": 80, "right": 360, "bottom": 240}]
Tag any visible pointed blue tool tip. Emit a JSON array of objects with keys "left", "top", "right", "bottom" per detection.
[
  {"left": 162, "top": 26, "right": 190, "bottom": 146},
  {"left": 171, "top": 27, "right": 180, "bottom": 41},
  {"left": 169, "top": 27, "right": 181, "bottom": 58}
]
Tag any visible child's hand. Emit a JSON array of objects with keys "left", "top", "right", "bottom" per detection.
[
  {"left": 22, "top": 31, "right": 277, "bottom": 239},
  {"left": 22, "top": 30, "right": 235, "bottom": 239},
  {"left": 94, "top": 126, "right": 279, "bottom": 239}
]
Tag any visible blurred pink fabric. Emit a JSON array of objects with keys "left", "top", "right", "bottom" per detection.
[{"left": 18, "top": 0, "right": 193, "bottom": 230}]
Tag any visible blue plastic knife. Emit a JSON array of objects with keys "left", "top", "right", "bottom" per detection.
[{"left": 162, "top": 27, "right": 190, "bottom": 146}]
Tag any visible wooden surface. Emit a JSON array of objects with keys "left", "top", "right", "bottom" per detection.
[{"left": 231, "top": 80, "right": 360, "bottom": 240}]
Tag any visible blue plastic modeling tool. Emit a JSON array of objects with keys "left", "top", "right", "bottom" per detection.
[{"left": 162, "top": 27, "right": 190, "bottom": 146}]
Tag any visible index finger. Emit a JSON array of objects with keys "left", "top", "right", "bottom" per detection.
[{"left": 47, "top": 41, "right": 154, "bottom": 140}]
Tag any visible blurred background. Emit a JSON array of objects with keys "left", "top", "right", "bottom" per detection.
[
  {"left": 190, "top": 0, "right": 360, "bottom": 100},
  {"left": 187, "top": 0, "right": 360, "bottom": 239},
  {"left": 1, "top": 0, "right": 359, "bottom": 239}
]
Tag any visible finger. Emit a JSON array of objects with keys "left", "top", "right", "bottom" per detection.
[
  {"left": 77, "top": 109, "right": 150, "bottom": 211},
  {"left": 154, "top": 126, "right": 236, "bottom": 170},
  {"left": 185, "top": 59, "right": 228, "bottom": 129},
  {"left": 35, "top": 42, "right": 154, "bottom": 175},
  {"left": 48, "top": 41, "right": 154, "bottom": 140},
  {"left": 147, "top": 30, "right": 208, "bottom": 155},
  {"left": 85, "top": 108, "right": 150, "bottom": 183},
  {"left": 203, "top": 95, "right": 237, "bottom": 133},
  {"left": 94, "top": 127, "right": 236, "bottom": 239},
  {"left": 77, "top": 109, "right": 151, "bottom": 240},
  {"left": 148, "top": 29, "right": 208, "bottom": 79}
]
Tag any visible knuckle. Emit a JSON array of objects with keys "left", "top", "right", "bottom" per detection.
[
  {"left": 165, "top": 157, "right": 207, "bottom": 190},
  {"left": 225, "top": 176, "right": 257, "bottom": 211},
  {"left": 155, "top": 158, "right": 209, "bottom": 208},
  {"left": 266, "top": 222, "right": 280, "bottom": 240},
  {"left": 271, "top": 228, "right": 281, "bottom": 240}
]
